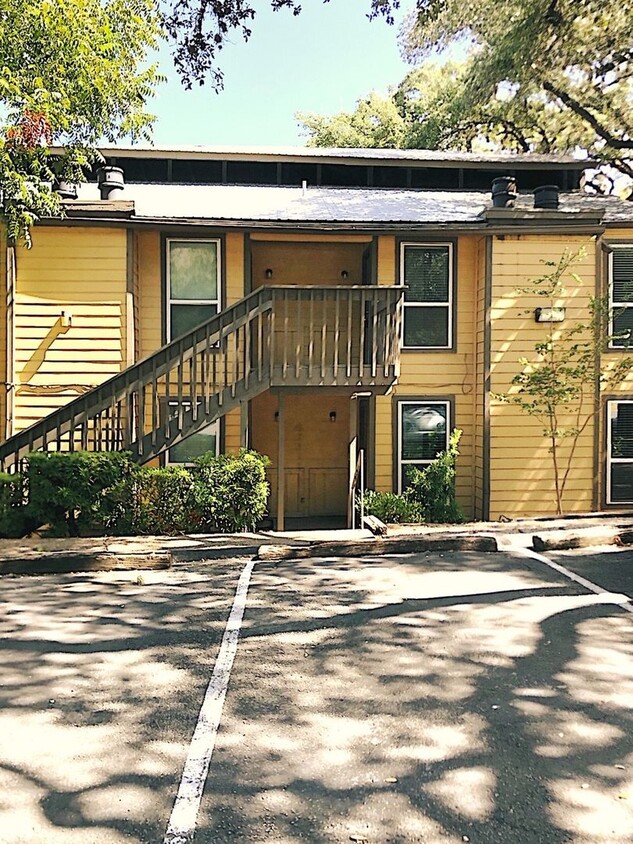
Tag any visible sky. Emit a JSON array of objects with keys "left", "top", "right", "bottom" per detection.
[{"left": 150, "top": 1, "right": 416, "bottom": 147}]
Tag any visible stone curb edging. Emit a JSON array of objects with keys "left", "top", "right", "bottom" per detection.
[
  {"left": 532, "top": 526, "right": 633, "bottom": 552},
  {"left": 0, "top": 551, "right": 172, "bottom": 576},
  {"left": 256, "top": 533, "right": 498, "bottom": 561}
]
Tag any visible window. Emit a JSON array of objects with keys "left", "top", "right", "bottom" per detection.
[
  {"left": 165, "top": 400, "right": 220, "bottom": 465},
  {"left": 397, "top": 400, "right": 450, "bottom": 493},
  {"left": 607, "top": 400, "right": 633, "bottom": 504},
  {"left": 167, "top": 239, "right": 220, "bottom": 341},
  {"left": 400, "top": 243, "right": 453, "bottom": 348},
  {"left": 609, "top": 246, "right": 633, "bottom": 349}
]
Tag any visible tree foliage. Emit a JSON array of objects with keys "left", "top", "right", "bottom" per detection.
[
  {"left": 0, "top": 0, "right": 162, "bottom": 243},
  {"left": 165, "top": 0, "right": 404, "bottom": 89},
  {"left": 299, "top": 0, "right": 633, "bottom": 187}
]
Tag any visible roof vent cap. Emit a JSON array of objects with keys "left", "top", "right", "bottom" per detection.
[
  {"left": 97, "top": 166, "right": 125, "bottom": 200},
  {"left": 491, "top": 176, "right": 517, "bottom": 208},
  {"left": 533, "top": 184, "right": 559, "bottom": 209}
]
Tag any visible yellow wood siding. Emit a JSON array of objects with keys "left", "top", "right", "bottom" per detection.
[
  {"left": 488, "top": 234, "right": 597, "bottom": 518},
  {"left": 0, "top": 232, "right": 6, "bottom": 439},
  {"left": 473, "top": 236, "right": 487, "bottom": 519},
  {"left": 374, "top": 234, "right": 478, "bottom": 519},
  {"left": 13, "top": 227, "right": 128, "bottom": 434},
  {"left": 137, "top": 231, "right": 247, "bottom": 457},
  {"left": 251, "top": 240, "right": 366, "bottom": 287}
]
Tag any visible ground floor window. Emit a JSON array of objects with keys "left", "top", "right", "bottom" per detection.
[
  {"left": 607, "top": 400, "right": 633, "bottom": 504},
  {"left": 397, "top": 399, "right": 450, "bottom": 493},
  {"left": 165, "top": 400, "right": 221, "bottom": 465}
]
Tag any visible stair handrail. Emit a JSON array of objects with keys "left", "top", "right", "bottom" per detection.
[{"left": 0, "top": 285, "right": 274, "bottom": 468}]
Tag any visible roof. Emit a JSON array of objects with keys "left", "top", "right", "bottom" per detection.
[
  {"left": 71, "top": 183, "right": 633, "bottom": 226},
  {"left": 94, "top": 144, "right": 591, "bottom": 169}
]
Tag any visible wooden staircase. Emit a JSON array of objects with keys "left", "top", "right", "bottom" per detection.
[{"left": 0, "top": 285, "right": 403, "bottom": 472}]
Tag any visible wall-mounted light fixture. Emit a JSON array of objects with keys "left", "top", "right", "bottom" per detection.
[
  {"left": 60, "top": 310, "right": 73, "bottom": 328},
  {"left": 265, "top": 268, "right": 273, "bottom": 279},
  {"left": 274, "top": 410, "right": 279, "bottom": 421},
  {"left": 340, "top": 270, "right": 349, "bottom": 279},
  {"left": 329, "top": 410, "right": 337, "bottom": 423},
  {"left": 535, "top": 307, "right": 565, "bottom": 323}
]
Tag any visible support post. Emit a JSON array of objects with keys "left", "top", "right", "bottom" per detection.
[
  {"left": 239, "top": 400, "right": 249, "bottom": 448},
  {"left": 348, "top": 396, "right": 358, "bottom": 528},
  {"left": 277, "top": 393, "right": 285, "bottom": 532}
]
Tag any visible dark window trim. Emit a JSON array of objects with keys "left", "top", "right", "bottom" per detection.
[
  {"left": 603, "top": 241, "right": 633, "bottom": 351},
  {"left": 603, "top": 396, "right": 633, "bottom": 507},
  {"left": 392, "top": 394, "right": 455, "bottom": 494},
  {"left": 160, "top": 232, "right": 226, "bottom": 346},
  {"left": 396, "top": 237, "right": 458, "bottom": 352}
]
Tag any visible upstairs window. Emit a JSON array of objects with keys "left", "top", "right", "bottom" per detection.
[
  {"left": 609, "top": 246, "right": 633, "bottom": 349},
  {"left": 400, "top": 243, "right": 453, "bottom": 349},
  {"left": 397, "top": 400, "right": 449, "bottom": 493},
  {"left": 167, "top": 239, "right": 221, "bottom": 341},
  {"left": 607, "top": 400, "right": 633, "bottom": 504}
]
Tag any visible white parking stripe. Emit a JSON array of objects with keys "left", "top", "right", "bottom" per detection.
[
  {"left": 164, "top": 559, "right": 256, "bottom": 844},
  {"left": 512, "top": 545, "right": 633, "bottom": 614}
]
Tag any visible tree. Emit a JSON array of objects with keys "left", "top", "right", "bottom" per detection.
[
  {"left": 497, "top": 250, "right": 633, "bottom": 516},
  {"left": 299, "top": 0, "right": 633, "bottom": 188},
  {"left": 0, "top": 0, "right": 162, "bottom": 243},
  {"left": 165, "top": 0, "right": 404, "bottom": 90}
]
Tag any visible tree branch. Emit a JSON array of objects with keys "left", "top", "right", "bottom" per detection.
[{"left": 543, "top": 81, "right": 633, "bottom": 150}]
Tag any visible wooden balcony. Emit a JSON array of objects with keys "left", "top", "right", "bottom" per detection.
[{"left": 0, "top": 284, "right": 403, "bottom": 471}]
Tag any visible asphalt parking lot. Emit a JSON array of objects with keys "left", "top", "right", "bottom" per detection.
[{"left": 0, "top": 546, "right": 631, "bottom": 844}]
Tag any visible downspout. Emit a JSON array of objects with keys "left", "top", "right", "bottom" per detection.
[{"left": 482, "top": 235, "right": 493, "bottom": 521}]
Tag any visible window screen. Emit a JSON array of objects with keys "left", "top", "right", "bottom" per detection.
[
  {"left": 167, "top": 239, "right": 220, "bottom": 340},
  {"left": 398, "top": 401, "right": 449, "bottom": 492},
  {"left": 401, "top": 244, "right": 453, "bottom": 348},
  {"left": 608, "top": 400, "right": 633, "bottom": 503},
  {"left": 610, "top": 247, "right": 633, "bottom": 349}
]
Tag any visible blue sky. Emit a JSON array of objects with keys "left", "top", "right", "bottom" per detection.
[{"left": 150, "top": 1, "right": 415, "bottom": 147}]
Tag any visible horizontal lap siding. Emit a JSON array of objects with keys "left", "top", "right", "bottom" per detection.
[
  {"left": 13, "top": 227, "right": 128, "bottom": 434},
  {"left": 474, "top": 237, "right": 487, "bottom": 519},
  {"left": 375, "top": 234, "right": 478, "bottom": 519},
  {"left": 0, "top": 232, "right": 6, "bottom": 438},
  {"left": 489, "top": 234, "right": 597, "bottom": 518}
]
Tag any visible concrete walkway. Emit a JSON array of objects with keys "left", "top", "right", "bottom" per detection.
[{"left": 1, "top": 513, "right": 632, "bottom": 575}]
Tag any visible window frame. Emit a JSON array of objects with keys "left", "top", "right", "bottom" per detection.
[
  {"left": 606, "top": 399, "right": 633, "bottom": 505},
  {"left": 399, "top": 241, "right": 455, "bottom": 350},
  {"left": 395, "top": 398, "right": 451, "bottom": 494},
  {"left": 164, "top": 398, "right": 221, "bottom": 466},
  {"left": 607, "top": 244, "right": 633, "bottom": 350},
  {"left": 165, "top": 237, "right": 222, "bottom": 342}
]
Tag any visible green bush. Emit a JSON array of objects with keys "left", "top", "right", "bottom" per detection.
[
  {"left": 128, "top": 465, "right": 198, "bottom": 535},
  {"left": 0, "top": 471, "right": 37, "bottom": 538},
  {"left": 405, "top": 429, "right": 464, "bottom": 524},
  {"left": 25, "top": 451, "right": 134, "bottom": 536},
  {"left": 191, "top": 449, "right": 270, "bottom": 532},
  {"left": 360, "top": 489, "right": 420, "bottom": 524}
]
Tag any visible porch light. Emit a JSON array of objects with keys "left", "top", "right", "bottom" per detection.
[
  {"left": 329, "top": 411, "right": 337, "bottom": 423},
  {"left": 265, "top": 268, "right": 273, "bottom": 279},
  {"left": 534, "top": 307, "right": 565, "bottom": 323},
  {"left": 341, "top": 270, "right": 349, "bottom": 279}
]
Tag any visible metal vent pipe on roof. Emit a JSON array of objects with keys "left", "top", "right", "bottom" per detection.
[
  {"left": 491, "top": 176, "right": 517, "bottom": 208},
  {"left": 533, "top": 184, "right": 560, "bottom": 209},
  {"left": 97, "top": 166, "right": 125, "bottom": 200}
]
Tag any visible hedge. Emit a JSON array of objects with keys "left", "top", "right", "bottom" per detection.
[{"left": 0, "top": 449, "right": 270, "bottom": 538}]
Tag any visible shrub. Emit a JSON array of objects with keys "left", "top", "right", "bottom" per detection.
[
  {"left": 128, "top": 465, "right": 198, "bottom": 535},
  {"left": 405, "top": 429, "right": 464, "bottom": 523},
  {"left": 360, "top": 489, "right": 420, "bottom": 524},
  {"left": 25, "top": 451, "right": 134, "bottom": 536},
  {"left": 0, "top": 471, "right": 37, "bottom": 537},
  {"left": 191, "top": 449, "right": 270, "bottom": 532}
]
